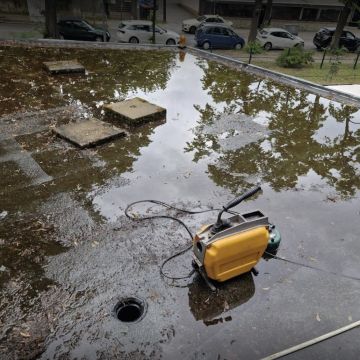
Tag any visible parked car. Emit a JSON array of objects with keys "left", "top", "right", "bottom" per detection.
[
  {"left": 195, "top": 24, "right": 245, "bottom": 50},
  {"left": 57, "top": 18, "right": 110, "bottom": 41},
  {"left": 117, "top": 20, "right": 180, "bottom": 45},
  {"left": 182, "top": 15, "right": 233, "bottom": 34},
  {"left": 256, "top": 28, "right": 304, "bottom": 50},
  {"left": 313, "top": 28, "right": 360, "bottom": 52}
]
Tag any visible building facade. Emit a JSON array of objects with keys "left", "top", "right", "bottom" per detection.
[{"left": 196, "top": 0, "right": 359, "bottom": 24}]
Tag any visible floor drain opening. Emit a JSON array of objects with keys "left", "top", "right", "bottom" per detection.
[{"left": 114, "top": 297, "right": 147, "bottom": 323}]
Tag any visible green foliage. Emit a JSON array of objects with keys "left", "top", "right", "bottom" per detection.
[
  {"left": 276, "top": 47, "right": 314, "bottom": 68},
  {"left": 328, "top": 47, "right": 348, "bottom": 56},
  {"left": 244, "top": 41, "right": 263, "bottom": 54},
  {"left": 326, "top": 47, "right": 348, "bottom": 79}
]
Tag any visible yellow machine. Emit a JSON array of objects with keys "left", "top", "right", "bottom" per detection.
[{"left": 192, "top": 186, "right": 279, "bottom": 290}]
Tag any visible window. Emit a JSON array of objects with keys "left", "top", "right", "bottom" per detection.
[
  {"left": 319, "top": 9, "right": 340, "bottom": 21},
  {"left": 135, "top": 25, "right": 151, "bottom": 31},
  {"left": 73, "top": 21, "right": 89, "bottom": 30},
  {"left": 207, "top": 27, "right": 221, "bottom": 35},
  {"left": 302, "top": 8, "right": 318, "bottom": 21},
  {"left": 344, "top": 31, "right": 355, "bottom": 39},
  {"left": 220, "top": 28, "right": 230, "bottom": 36}
]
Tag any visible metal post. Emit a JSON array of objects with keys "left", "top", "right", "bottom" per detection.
[
  {"left": 320, "top": 49, "right": 326, "bottom": 69},
  {"left": 152, "top": 0, "right": 156, "bottom": 44},
  {"left": 354, "top": 51, "right": 360, "bottom": 70},
  {"left": 163, "top": 0, "right": 166, "bottom": 22}
]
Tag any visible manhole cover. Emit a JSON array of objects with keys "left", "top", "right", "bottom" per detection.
[{"left": 113, "top": 297, "right": 147, "bottom": 323}]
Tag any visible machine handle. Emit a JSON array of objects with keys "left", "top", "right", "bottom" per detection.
[{"left": 223, "top": 185, "right": 262, "bottom": 211}]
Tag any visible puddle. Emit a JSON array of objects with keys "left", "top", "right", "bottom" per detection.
[{"left": 1, "top": 45, "right": 360, "bottom": 359}]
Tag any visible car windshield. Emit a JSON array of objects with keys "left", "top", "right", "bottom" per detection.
[
  {"left": 156, "top": 25, "right": 167, "bottom": 32},
  {"left": 81, "top": 20, "right": 94, "bottom": 30},
  {"left": 197, "top": 16, "right": 206, "bottom": 22}
]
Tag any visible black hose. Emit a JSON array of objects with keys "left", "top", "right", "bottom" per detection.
[
  {"left": 124, "top": 200, "right": 220, "bottom": 281},
  {"left": 264, "top": 251, "right": 360, "bottom": 282}
]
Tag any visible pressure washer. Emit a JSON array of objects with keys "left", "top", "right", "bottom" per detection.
[
  {"left": 125, "top": 185, "right": 281, "bottom": 291},
  {"left": 191, "top": 185, "right": 281, "bottom": 290}
]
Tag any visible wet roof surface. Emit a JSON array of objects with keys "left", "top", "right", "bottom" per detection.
[{"left": 0, "top": 45, "right": 360, "bottom": 359}]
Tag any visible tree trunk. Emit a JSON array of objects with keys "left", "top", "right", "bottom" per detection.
[
  {"left": 45, "top": 0, "right": 57, "bottom": 38},
  {"left": 330, "top": 0, "right": 352, "bottom": 49},
  {"left": 262, "top": 0, "right": 272, "bottom": 27},
  {"left": 248, "top": 0, "right": 262, "bottom": 43}
]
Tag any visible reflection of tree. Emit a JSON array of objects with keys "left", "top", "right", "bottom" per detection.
[
  {"left": 187, "top": 62, "right": 360, "bottom": 197},
  {"left": 317, "top": 104, "right": 360, "bottom": 196}
]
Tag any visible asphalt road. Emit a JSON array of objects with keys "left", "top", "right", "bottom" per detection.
[{"left": 1, "top": 2, "right": 360, "bottom": 51}]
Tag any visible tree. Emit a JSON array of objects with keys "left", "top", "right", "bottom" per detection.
[
  {"left": 261, "top": 0, "right": 272, "bottom": 27},
  {"left": 248, "top": 0, "right": 262, "bottom": 43},
  {"left": 330, "top": 0, "right": 359, "bottom": 49},
  {"left": 45, "top": 0, "right": 57, "bottom": 38}
]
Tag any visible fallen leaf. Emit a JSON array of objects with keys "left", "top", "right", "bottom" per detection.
[
  {"left": 316, "top": 313, "right": 321, "bottom": 322},
  {"left": 20, "top": 331, "right": 31, "bottom": 338}
]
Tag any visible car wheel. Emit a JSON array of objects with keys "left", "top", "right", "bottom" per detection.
[
  {"left": 202, "top": 41, "right": 211, "bottom": 50},
  {"left": 264, "top": 42, "right": 272, "bottom": 51},
  {"left": 95, "top": 36, "right": 103, "bottom": 42},
  {"left": 234, "top": 43, "right": 243, "bottom": 50},
  {"left": 190, "top": 26, "right": 196, "bottom": 34},
  {"left": 129, "top": 37, "right": 139, "bottom": 44},
  {"left": 166, "top": 38, "right": 176, "bottom": 45}
]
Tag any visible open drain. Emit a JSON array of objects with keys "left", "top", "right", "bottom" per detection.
[{"left": 113, "top": 297, "right": 147, "bottom": 323}]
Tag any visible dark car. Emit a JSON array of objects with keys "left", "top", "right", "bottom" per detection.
[
  {"left": 195, "top": 24, "right": 245, "bottom": 50},
  {"left": 57, "top": 18, "right": 110, "bottom": 42},
  {"left": 313, "top": 28, "right": 360, "bottom": 52}
]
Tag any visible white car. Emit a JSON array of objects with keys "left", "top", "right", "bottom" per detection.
[
  {"left": 117, "top": 20, "right": 180, "bottom": 45},
  {"left": 256, "top": 28, "right": 304, "bottom": 50},
  {"left": 182, "top": 15, "right": 233, "bottom": 34}
]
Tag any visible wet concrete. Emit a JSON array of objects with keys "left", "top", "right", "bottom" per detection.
[{"left": 0, "top": 45, "right": 360, "bottom": 359}]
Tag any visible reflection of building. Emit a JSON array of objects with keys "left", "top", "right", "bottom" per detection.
[
  {"left": 188, "top": 272, "right": 255, "bottom": 325},
  {"left": 179, "top": 0, "right": 360, "bottom": 24}
]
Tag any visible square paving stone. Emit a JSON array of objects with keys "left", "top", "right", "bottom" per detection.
[
  {"left": 103, "top": 97, "right": 166, "bottom": 126},
  {"left": 43, "top": 60, "right": 85, "bottom": 74},
  {"left": 53, "top": 118, "right": 126, "bottom": 148}
]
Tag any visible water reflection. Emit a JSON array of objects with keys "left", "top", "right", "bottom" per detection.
[
  {"left": 188, "top": 273, "right": 255, "bottom": 325},
  {"left": 186, "top": 61, "right": 360, "bottom": 197}
]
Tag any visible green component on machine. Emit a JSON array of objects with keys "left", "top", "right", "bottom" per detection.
[{"left": 266, "top": 224, "right": 281, "bottom": 253}]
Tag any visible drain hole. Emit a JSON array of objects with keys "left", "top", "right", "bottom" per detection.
[{"left": 114, "top": 297, "right": 147, "bottom": 323}]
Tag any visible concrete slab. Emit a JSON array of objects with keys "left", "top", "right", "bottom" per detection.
[
  {"left": 103, "top": 97, "right": 166, "bottom": 126},
  {"left": 53, "top": 118, "right": 126, "bottom": 148},
  {"left": 43, "top": 60, "right": 85, "bottom": 74}
]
